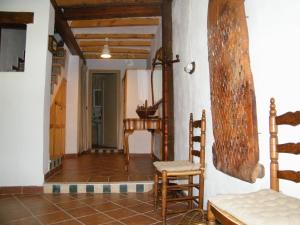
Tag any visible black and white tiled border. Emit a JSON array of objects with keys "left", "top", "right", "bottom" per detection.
[
  {"left": 91, "top": 148, "right": 123, "bottom": 154},
  {"left": 44, "top": 182, "right": 153, "bottom": 194},
  {"left": 49, "top": 157, "right": 63, "bottom": 171}
]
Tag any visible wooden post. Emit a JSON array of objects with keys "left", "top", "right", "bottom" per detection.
[
  {"left": 199, "top": 110, "right": 206, "bottom": 209},
  {"left": 154, "top": 173, "right": 159, "bottom": 209},
  {"left": 162, "top": 170, "right": 168, "bottom": 225},
  {"left": 189, "top": 113, "right": 193, "bottom": 162},
  {"left": 207, "top": 202, "right": 216, "bottom": 225},
  {"left": 269, "top": 98, "right": 279, "bottom": 191},
  {"left": 162, "top": 0, "right": 174, "bottom": 161}
]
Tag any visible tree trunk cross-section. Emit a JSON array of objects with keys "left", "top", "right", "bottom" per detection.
[{"left": 207, "top": 0, "right": 262, "bottom": 183}]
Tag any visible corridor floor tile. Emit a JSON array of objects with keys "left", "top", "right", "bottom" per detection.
[{"left": 0, "top": 193, "right": 199, "bottom": 225}]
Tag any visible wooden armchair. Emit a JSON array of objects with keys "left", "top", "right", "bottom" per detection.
[
  {"left": 153, "top": 110, "right": 206, "bottom": 225},
  {"left": 207, "top": 98, "right": 300, "bottom": 225}
]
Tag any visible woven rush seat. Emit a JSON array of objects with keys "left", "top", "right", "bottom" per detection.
[
  {"left": 209, "top": 189, "right": 300, "bottom": 225},
  {"left": 153, "top": 160, "right": 200, "bottom": 172}
]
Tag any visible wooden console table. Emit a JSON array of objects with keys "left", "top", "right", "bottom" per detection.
[{"left": 123, "top": 118, "right": 162, "bottom": 164}]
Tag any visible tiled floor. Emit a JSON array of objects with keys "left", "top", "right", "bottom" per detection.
[
  {"left": 0, "top": 192, "right": 189, "bottom": 225},
  {"left": 46, "top": 154, "right": 155, "bottom": 183}
]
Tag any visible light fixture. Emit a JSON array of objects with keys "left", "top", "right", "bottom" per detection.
[{"left": 101, "top": 38, "right": 111, "bottom": 59}]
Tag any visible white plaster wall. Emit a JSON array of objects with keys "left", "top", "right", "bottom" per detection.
[
  {"left": 0, "top": 29, "right": 26, "bottom": 71},
  {"left": 245, "top": 0, "right": 300, "bottom": 198},
  {"left": 172, "top": 0, "right": 300, "bottom": 207},
  {"left": 44, "top": 5, "right": 55, "bottom": 173},
  {"left": 0, "top": 0, "right": 53, "bottom": 186},
  {"left": 147, "top": 22, "right": 162, "bottom": 68},
  {"left": 65, "top": 55, "right": 80, "bottom": 154},
  {"left": 125, "top": 70, "right": 152, "bottom": 154},
  {"left": 87, "top": 59, "right": 147, "bottom": 149}
]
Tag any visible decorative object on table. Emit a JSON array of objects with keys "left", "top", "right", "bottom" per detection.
[
  {"left": 179, "top": 209, "right": 207, "bottom": 225},
  {"left": 136, "top": 100, "right": 158, "bottom": 119},
  {"left": 207, "top": 0, "right": 264, "bottom": 183},
  {"left": 48, "top": 35, "right": 57, "bottom": 53}
]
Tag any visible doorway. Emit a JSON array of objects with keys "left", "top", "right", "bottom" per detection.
[{"left": 92, "top": 72, "right": 118, "bottom": 149}]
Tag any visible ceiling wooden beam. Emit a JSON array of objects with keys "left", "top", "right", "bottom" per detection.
[
  {"left": 70, "top": 18, "right": 160, "bottom": 28},
  {"left": 84, "top": 53, "right": 149, "bottom": 59},
  {"left": 0, "top": 11, "right": 34, "bottom": 25},
  {"left": 63, "top": 5, "right": 161, "bottom": 20},
  {"left": 56, "top": 0, "right": 161, "bottom": 8},
  {"left": 50, "top": 0, "right": 85, "bottom": 61},
  {"left": 79, "top": 40, "right": 152, "bottom": 47},
  {"left": 81, "top": 47, "right": 150, "bottom": 54},
  {"left": 75, "top": 33, "right": 155, "bottom": 39}
]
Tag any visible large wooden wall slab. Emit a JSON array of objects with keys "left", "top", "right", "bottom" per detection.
[{"left": 207, "top": 0, "right": 262, "bottom": 183}]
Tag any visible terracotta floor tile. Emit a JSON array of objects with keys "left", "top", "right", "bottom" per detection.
[
  {"left": 69, "top": 194, "right": 95, "bottom": 200},
  {"left": 122, "top": 193, "right": 154, "bottom": 202},
  {"left": 3, "top": 217, "right": 40, "bottom": 225},
  {"left": 109, "top": 175, "right": 130, "bottom": 182},
  {"left": 78, "top": 213, "right": 113, "bottom": 225},
  {"left": 120, "top": 214, "right": 158, "bottom": 225},
  {"left": 103, "top": 208, "right": 137, "bottom": 220},
  {"left": 128, "top": 203, "right": 154, "bottom": 213},
  {"left": 80, "top": 196, "right": 109, "bottom": 205},
  {"left": 44, "top": 194, "right": 77, "bottom": 203},
  {"left": 0, "top": 206, "right": 31, "bottom": 224},
  {"left": 28, "top": 203, "right": 59, "bottom": 215},
  {"left": 37, "top": 211, "right": 71, "bottom": 224},
  {"left": 113, "top": 198, "right": 142, "bottom": 207},
  {"left": 67, "top": 206, "right": 97, "bottom": 218},
  {"left": 51, "top": 219, "right": 82, "bottom": 225},
  {"left": 144, "top": 210, "right": 163, "bottom": 221},
  {"left": 101, "top": 194, "right": 128, "bottom": 201},
  {"left": 46, "top": 154, "right": 154, "bottom": 182},
  {"left": 92, "top": 202, "right": 121, "bottom": 212},
  {"left": 129, "top": 175, "right": 150, "bottom": 181},
  {"left": 0, "top": 195, "right": 12, "bottom": 200},
  {"left": 88, "top": 176, "right": 110, "bottom": 182},
  {"left": 57, "top": 200, "right": 86, "bottom": 210},
  {"left": 102, "top": 221, "right": 124, "bottom": 225}
]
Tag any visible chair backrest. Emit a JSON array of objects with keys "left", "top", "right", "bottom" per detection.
[
  {"left": 269, "top": 98, "right": 300, "bottom": 191},
  {"left": 189, "top": 110, "right": 206, "bottom": 169}
]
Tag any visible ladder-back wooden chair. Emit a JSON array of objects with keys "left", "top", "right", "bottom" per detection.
[
  {"left": 153, "top": 110, "right": 206, "bottom": 225},
  {"left": 207, "top": 98, "right": 300, "bottom": 225}
]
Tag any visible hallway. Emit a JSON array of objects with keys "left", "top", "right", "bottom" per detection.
[{"left": 46, "top": 153, "right": 154, "bottom": 183}]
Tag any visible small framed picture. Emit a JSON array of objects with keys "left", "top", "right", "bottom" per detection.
[{"left": 48, "top": 35, "right": 57, "bottom": 53}]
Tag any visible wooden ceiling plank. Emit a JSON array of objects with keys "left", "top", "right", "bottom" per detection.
[
  {"left": 63, "top": 5, "right": 161, "bottom": 20},
  {"left": 0, "top": 11, "right": 34, "bottom": 24},
  {"left": 70, "top": 18, "right": 160, "bottom": 28},
  {"left": 84, "top": 53, "right": 149, "bottom": 59},
  {"left": 81, "top": 47, "right": 150, "bottom": 54},
  {"left": 51, "top": 0, "right": 85, "bottom": 61},
  {"left": 56, "top": 0, "right": 161, "bottom": 8},
  {"left": 75, "top": 33, "right": 155, "bottom": 39},
  {"left": 79, "top": 40, "right": 152, "bottom": 47}
]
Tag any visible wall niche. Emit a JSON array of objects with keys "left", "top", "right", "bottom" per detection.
[{"left": 0, "top": 11, "right": 34, "bottom": 72}]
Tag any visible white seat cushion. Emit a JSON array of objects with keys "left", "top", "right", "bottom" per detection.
[
  {"left": 153, "top": 160, "right": 200, "bottom": 172},
  {"left": 209, "top": 189, "right": 300, "bottom": 225}
]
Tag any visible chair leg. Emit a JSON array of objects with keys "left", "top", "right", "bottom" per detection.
[
  {"left": 162, "top": 170, "right": 167, "bottom": 225},
  {"left": 188, "top": 175, "right": 193, "bottom": 209},
  {"left": 198, "top": 173, "right": 204, "bottom": 209},
  {"left": 207, "top": 201, "right": 216, "bottom": 225},
  {"left": 154, "top": 173, "right": 158, "bottom": 209}
]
